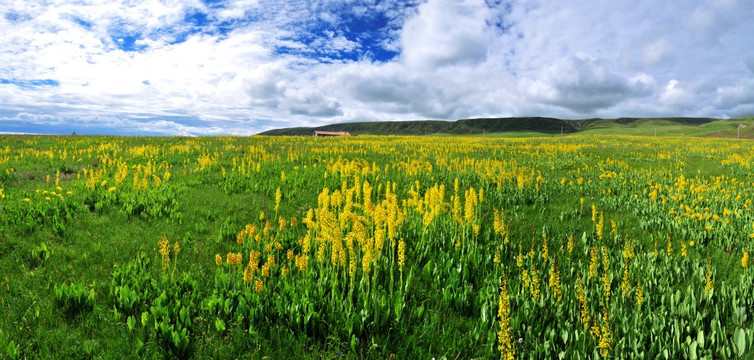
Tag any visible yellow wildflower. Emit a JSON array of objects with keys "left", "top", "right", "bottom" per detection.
[
  {"left": 398, "top": 239, "right": 406, "bottom": 272},
  {"left": 635, "top": 282, "right": 644, "bottom": 305},
  {"left": 704, "top": 258, "right": 713, "bottom": 295},
  {"left": 599, "top": 315, "right": 612, "bottom": 357},
  {"left": 243, "top": 266, "right": 252, "bottom": 284},
  {"left": 589, "top": 247, "right": 599, "bottom": 279},
  {"left": 158, "top": 233, "right": 170, "bottom": 270},
  {"left": 529, "top": 266, "right": 540, "bottom": 300},
  {"left": 497, "top": 271, "right": 515, "bottom": 360}
]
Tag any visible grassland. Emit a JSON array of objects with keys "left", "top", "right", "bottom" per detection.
[{"left": 0, "top": 134, "right": 753, "bottom": 359}]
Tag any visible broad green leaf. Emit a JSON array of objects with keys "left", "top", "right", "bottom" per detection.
[
  {"left": 127, "top": 315, "right": 135, "bottom": 332},
  {"left": 697, "top": 330, "right": 704, "bottom": 348},
  {"left": 215, "top": 318, "right": 226, "bottom": 332},
  {"left": 734, "top": 328, "right": 746, "bottom": 357}
]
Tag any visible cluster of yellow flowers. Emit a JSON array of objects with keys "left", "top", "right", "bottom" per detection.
[
  {"left": 236, "top": 224, "right": 257, "bottom": 244},
  {"left": 226, "top": 252, "right": 243, "bottom": 265},
  {"left": 157, "top": 233, "right": 179, "bottom": 272}
]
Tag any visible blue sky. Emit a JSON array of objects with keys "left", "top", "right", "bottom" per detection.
[{"left": 1, "top": 0, "right": 753, "bottom": 135}]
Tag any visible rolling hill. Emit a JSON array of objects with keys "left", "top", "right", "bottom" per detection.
[{"left": 259, "top": 116, "right": 754, "bottom": 137}]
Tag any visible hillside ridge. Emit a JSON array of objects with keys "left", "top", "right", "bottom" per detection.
[{"left": 259, "top": 116, "right": 744, "bottom": 136}]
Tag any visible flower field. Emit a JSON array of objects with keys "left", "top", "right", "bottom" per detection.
[{"left": 0, "top": 134, "right": 752, "bottom": 359}]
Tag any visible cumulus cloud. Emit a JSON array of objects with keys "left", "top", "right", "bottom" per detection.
[
  {"left": 521, "top": 56, "right": 654, "bottom": 113},
  {"left": 715, "top": 79, "right": 754, "bottom": 110},
  {"left": 400, "top": 0, "right": 491, "bottom": 69}
]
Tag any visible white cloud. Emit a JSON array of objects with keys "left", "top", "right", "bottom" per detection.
[
  {"left": 520, "top": 56, "right": 654, "bottom": 113},
  {"left": 1, "top": 0, "right": 754, "bottom": 135},
  {"left": 400, "top": 0, "right": 491, "bottom": 69},
  {"left": 715, "top": 79, "right": 754, "bottom": 110},
  {"left": 658, "top": 79, "right": 693, "bottom": 110}
]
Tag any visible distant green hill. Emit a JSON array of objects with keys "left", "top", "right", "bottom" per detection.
[{"left": 259, "top": 116, "right": 754, "bottom": 137}]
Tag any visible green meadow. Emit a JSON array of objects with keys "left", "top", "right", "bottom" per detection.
[{"left": 0, "top": 134, "right": 752, "bottom": 359}]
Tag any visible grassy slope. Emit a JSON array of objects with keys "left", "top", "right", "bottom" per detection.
[
  {"left": 259, "top": 117, "right": 589, "bottom": 136},
  {"left": 260, "top": 116, "right": 754, "bottom": 138}
]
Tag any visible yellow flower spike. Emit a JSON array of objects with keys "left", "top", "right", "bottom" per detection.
[
  {"left": 601, "top": 272, "right": 611, "bottom": 304},
  {"left": 541, "top": 231, "right": 549, "bottom": 262},
  {"left": 497, "top": 270, "right": 515, "bottom": 360},
  {"left": 599, "top": 315, "right": 612, "bottom": 357},
  {"left": 243, "top": 267, "right": 252, "bottom": 284},
  {"left": 589, "top": 247, "right": 599, "bottom": 279},
  {"left": 173, "top": 239, "right": 180, "bottom": 255},
  {"left": 704, "top": 258, "right": 713, "bottom": 295},
  {"left": 596, "top": 212, "right": 604, "bottom": 241},
  {"left": 548, "top": 259, "right": 563, "bottom": 302},
  {"left": 635, "top": 282, "right": 644, "bottom": 305},
  {"left": 576, "top": 275, "right": 590, "bottom": 328},
  {"left": 274, "top": 188, "right": 281, "bottom": 212},
  {"left": 742, "top": 252, "right": 749, "bottom": 268},
  {"left": 398, "top": 239, "right": 406, "bottom": 272},
  {"left": 529, "top": 266, "right": 540, "bottom": 300},
  {"left": 590, "top": 318, "right": 601, "bottom": 339},
  {"left": 158, "top": 234, "right": 170, "bottom": 271}
]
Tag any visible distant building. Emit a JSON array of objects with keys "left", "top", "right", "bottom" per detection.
[
  {"left": 314, "top": 130, "right": 350, "bottom": 137},
  {"left": 71, "top": 131, "right": 78, "bottom": 136}
]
